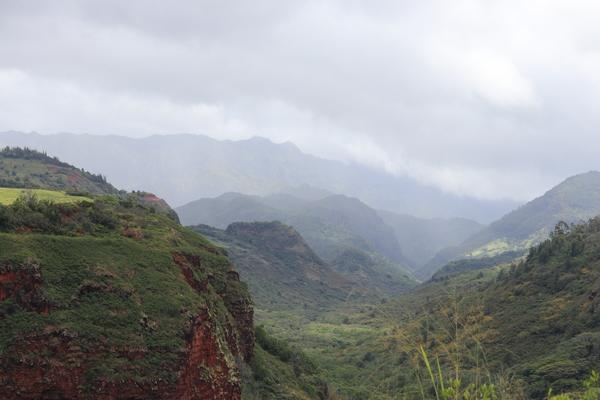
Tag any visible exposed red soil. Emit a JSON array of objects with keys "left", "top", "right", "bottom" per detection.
[{"left": 0, "top": 255, "right": 255, "bottom": 399}]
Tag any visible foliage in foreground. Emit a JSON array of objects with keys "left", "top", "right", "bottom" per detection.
[{"left": 548, "top": 370, "right": 600, "bottom": 400}]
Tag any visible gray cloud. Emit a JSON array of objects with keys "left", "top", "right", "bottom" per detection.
[{"left": 1, "top": 0, "right": 599, "bottom": 201}]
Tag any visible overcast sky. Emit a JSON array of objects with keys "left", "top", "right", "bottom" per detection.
[{"left": 1, "top": 1, "right": 599, "bottom": 201}]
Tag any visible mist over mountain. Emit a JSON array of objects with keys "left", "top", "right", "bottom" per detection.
[
  {"left": 178, "top": 191, "right": 412, "bottom": 270},
  {"left": 5, "top": 1, "right": 600, "bottom": 398},
  {"left": 377, "top": 210, "right": 484, "bottom": 269},
  {"left": 176, "top": 191, "right": 483, "bottom": 278},
  {"left": 421, "top": 171, "right": 600, "bottom": 278},
  {"left": 0, "top": 131, "right": 518, "bottom": 222}
]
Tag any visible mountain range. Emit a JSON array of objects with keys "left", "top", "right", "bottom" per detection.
[
  {"left": 176, "top": 191, "right": 483, "bottom": 279},
  {"left": 3, "top": 144, "right": 600, "bottom": 399},
  {"left": 0, "top": 131, "right": 518, "bottom": 222},
  {"left": 421, "top": 171, "right": 600, "bottom": 278},
  {"left": 195, "top": 221, "right": 417, "bottom": 308}
]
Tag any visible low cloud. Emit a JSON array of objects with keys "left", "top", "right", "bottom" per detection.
[{"left": 1, "top": 0, "right": 599, "bottom": 201}]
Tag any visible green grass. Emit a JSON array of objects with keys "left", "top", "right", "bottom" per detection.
[
  {"left": 0, "top": 187, "right": 91, "bottom": 205},
  {"left": 0, "top": 196, "right": 251, "bottom": 387},
  {"left": 0, "top": 148, "right": 117, "bottom": 195}
]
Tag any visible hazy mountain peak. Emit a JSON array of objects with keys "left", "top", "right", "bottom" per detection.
[
  {"left": 0, "top": 131, "right": 518, "bottom": 221},
  {"left": 547, "top": 170, "right": 600, "bottom": 194}
]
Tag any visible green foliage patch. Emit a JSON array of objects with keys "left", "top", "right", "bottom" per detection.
[{"left": 0, "top": 187, "right": 91, "bottom": 205}]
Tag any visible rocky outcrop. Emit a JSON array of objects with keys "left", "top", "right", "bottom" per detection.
[
  {"left": 172, "top": 251, "right": 255, "bottom": 362},
  {"left": 175, "top": 309, "right": 241, "bottom": 399},
  {"left": 0, "top": 312, "right": 242, "bottom": 400},
  {"left": 221, "top": 271, "right": 255, "bottom": 361},
  {"left": 0, "top": 253, "right": 254, "bottom": 399}
]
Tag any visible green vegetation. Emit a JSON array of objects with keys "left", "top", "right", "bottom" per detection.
[
  {"left": 249, "top": 219, "right": 600, "bottom": 399},
  {"left": 0, "top": 148, "right": 252, "bottom": 393},
  {"left": 0, "top": 187, "right": 92, "bottom": 205},
  {"left": 431, "top": 250, "right": 524, "bottom": 281},
  {"left": 0, "top": 193, "right": 250, "bottom": 385},
  {"left": 195, "top": 221, "right": 416, "bottom": 318},
  {"left": 195, "top": 221, "right": 415, "bottom": 398},
  {"left": 421, "top": 171, "right": 600, "bottom": 279},
  {"left": 243, "top": 326, "right": 330, "bottom": 400},
  {"left": 0, "top": 147, "right": 117, "bottom": 195},
  {"left": 380, "top": 219, "right": 600, "bottom": 398},
  {"left": 0, "top": 192, "right": 115, "bottom": 235},
  {"left": 194, "top": 222, "right": 354, "bottom": 312},
  {"left": 180, "top": 193, "right": 417, "bottom": 297},
  {"left": 548, "top": 371, "right": 600, "bottom": 399}
]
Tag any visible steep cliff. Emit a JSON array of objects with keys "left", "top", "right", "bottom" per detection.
[{"left": 0, "top": 188, "right": 254, "bottom": 399}]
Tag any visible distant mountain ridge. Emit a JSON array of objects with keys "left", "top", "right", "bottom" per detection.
[
  {"left": 178, "top": 192, "right": 419, "bottom": 295},
  {"left": 420, "top": 171, "right": 600, "bottom": 278},
  {"left": 177, "top": 191, "right": 484, "bottom": 280},
  {"left": 0, "top": 131, "right": 518, "bottom": 222},
  {"left": 177, "top": 192, "right": 412, "bottom": 267},
  {"left": 196, "top": 221, "right": 416, "bottom": 306}
]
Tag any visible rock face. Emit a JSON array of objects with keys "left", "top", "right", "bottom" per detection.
[
  {"left": 0, "top": 317, "right": 242, "bottom": 400},
  {"left": 0, "top": 257, "right": 253, "bottom": 400},
  {"left": 175, "top": 308, "right": 244, "bottom": 400},
  {"left": 0, "top": 200, "right": 254, "bottom": 399}
]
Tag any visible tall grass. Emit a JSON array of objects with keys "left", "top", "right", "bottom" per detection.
[
  {"left": 408, "top": 287, "right": 600, "bottom": 400},
  {"left": 418, "top": 345, "right": 509, "bottom": 400},
  {"left": 397, "top": 284, "right": 527, "bottom": 399}
]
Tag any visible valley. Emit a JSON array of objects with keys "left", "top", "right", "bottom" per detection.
[
  {"left": 1, "top": 146, "right": 600, "bottom": 400},
  {"left": 3, "top": 3, "right": 600, "bottom": 399}
]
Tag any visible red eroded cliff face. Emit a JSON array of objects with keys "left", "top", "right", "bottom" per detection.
[
  {"left": 175, "top": 309, "right": 241, "bottom": 399},
  {"left": 172, "top": 252, "right": 255, "bottom": 363},
  {"left": 0, "top": 255, "right": 254, "bottom": 399}
]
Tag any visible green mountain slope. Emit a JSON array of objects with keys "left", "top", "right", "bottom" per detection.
[
  {"left": 404, "top": 219, "right": 600, "bottom": 398},
  {"left": 0, "top": 147, "right": 118, "bottom": 195},
  {"left": 0, "top": 147, "right": 179, "bottom": 221},
  {"left": 421, "top": 171, "right": 600, "bottom": 278},
  {"left": 0, "top": 148, "right": 326, "bottom": 399},
  {"left": 178, "top": 192, "right": 417, "bottom": 295},
  {"left": 193, "top": 222, "right": 353, "bottom": 312},
  {"left": 271, "top": 219, "right": 600, "bottom": 399},
  {"left": 0, "top": 192, "right": 254, "bottom": 399}
]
